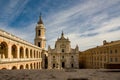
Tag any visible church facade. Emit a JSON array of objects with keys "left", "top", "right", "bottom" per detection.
[{"left": 48, "top": 32, "right": 79, "bottom": 69}]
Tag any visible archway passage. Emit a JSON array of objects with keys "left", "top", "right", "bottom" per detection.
[
  {"left": 20, "top": 65, "right": 24, "bottom": 69},
  {"left": 12, "top": 66, "right": 17, "bottom": 70},
  {"left": 20, "top": 47, "right": 24, "bottom": 58},
  {"left": 44, "top": 54, "right": 48, "bottom": 69},
  {"left": 12, "top": 45, "right": 17, "bottom": 58},
  {"left": 62, "top": 62, "right": 65, "bottom": 68},
  {"left": 26, "top": 48, "right": 29, "bottom": 58},
  {"left": 0, "top": 42, "right": 8, "bottom": 58}
]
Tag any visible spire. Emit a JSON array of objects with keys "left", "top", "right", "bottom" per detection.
[
  {"left": 38, "top": 13, "right": 43, "bottom": 24},
  {"left": 61, "top": 31, "right": 64, "bottom": 37},
  {"left": 60, "top": 31, "right": 65, "bottom": 39}
]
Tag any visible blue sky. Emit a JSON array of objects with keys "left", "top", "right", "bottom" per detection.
[{"left": 0, "top": 0, "right": 120, "bottom": 51}]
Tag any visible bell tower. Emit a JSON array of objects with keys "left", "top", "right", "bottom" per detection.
[{"left": 34, "top": 14, "right": 46, "bottom": 49}]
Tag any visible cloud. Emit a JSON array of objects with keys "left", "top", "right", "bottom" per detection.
[
  {"left": 0, "top": 22, "right": 36, "bottom": 44},
  {"left": 0, "top": 0, "right": 29, "bottom": 24},
  {"left": 0, "top": 0, "right": 120, "bottom": 51},
  {"left": 46, "top": 0, "right": 120, "bottom": 50}
]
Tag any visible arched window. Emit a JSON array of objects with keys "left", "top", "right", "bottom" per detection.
[
  {"left": 71, "top": 56, "right": 73, "bottom": 58},
  {"left": 20, "top": 47, "right": 24, "bottom": 58},
  {"left": 71, "top": 64, "right": 74, "bottom": 68},
  {"left": 38, "top": 30, "right": 41, "bottom": 36},
  {"left": 53, "top": 56, "right": 55, "bottom": 58},
  {"left": 38, "top": 42, "right": 41, "bottom": 47},
  {"left": 62, "top": 49, "right": 64, "bottom": 53},
  {"left": 115, "top": 49, "right": 117, "bottom": 53},
  {"left": 0, "top": 42, "right": 8, "bottom": 58},
  {"left": 53, "top": 64, "right": 55, "bottom": 68},
  {"left": 12, "top": 45, "right": 17, "bottom": 58}
]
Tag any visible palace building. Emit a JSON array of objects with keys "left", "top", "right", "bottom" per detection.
[
  {"left": 79, "top": 40, "right": 120, "bottom": 69},
  {"left": 48, "top": 32, "right": 79, "bottom": 69},
  {"left": 0, "top": 15, "right": 47, "bottom": 70}
]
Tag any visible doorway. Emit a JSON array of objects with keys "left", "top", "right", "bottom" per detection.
[{"left": 62, "top": 62, "right": 65, "bottom": 68}]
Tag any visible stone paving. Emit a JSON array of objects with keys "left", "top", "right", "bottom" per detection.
[{"left": 0, "top": 69, "right": 120, "bottom": 80}]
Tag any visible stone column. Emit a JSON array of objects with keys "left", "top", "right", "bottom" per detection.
[
  {"left": 23, "top": 47, "right": 26, "bottom": 59},
  {"left": 28, "top": 49, "right": 30, "bottom": 58},
  {"left": 32, "top": 50, "right": 34, "bottom": 59},
  {"left": 8, "top": 44, "right": 12, "bottom": 59},
  {"left": 17, "top": 46, "right": 20, "bottom": 59}
]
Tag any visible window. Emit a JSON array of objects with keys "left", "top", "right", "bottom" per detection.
[
  {"left": 71, "top": 64, "right": 74, "bottom": 68},
  {"left": 38, "top": 30, "right": 41, "bottom": 36},
  {"left": 53, "top": 56, "right": 55, "bottom": 58},
  {"left": 110, "top": 50, "right": 112, "bottom": 54},
  {"left": 104, "top": 57, "right": 106, "bottom": 61},
  {"left": 71, "top": 56, "right": 73, "bottom": 58},
  {"left": 115, "top": 58, "right": 118, "bottom": 62},
  {"left": 115, "top": 49, "right": 117, "bottom": 53},
  {"left": 38, "top": 42, "right": 41, "bottom": 47},
  {"left": 110, "top": 58, "right": 113, "bottom": 62},
  {"left": 53, "top": 64, "right": 55, "bottom": 68},
  {"left": 62, "top": 49, "right": 64, "bottom": 53}
]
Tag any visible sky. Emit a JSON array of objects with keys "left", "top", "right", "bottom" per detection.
[{"left": 0, "top": 0, "right": 120, "bottom": 51}]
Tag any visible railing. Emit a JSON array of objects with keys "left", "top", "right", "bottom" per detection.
[{"left": 0, "top": 58, "right": 42, "bottom": 63}]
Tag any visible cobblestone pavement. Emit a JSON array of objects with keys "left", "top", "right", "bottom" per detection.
[{"left": 0, "top": 69, "right": 120, "bottom": 80}]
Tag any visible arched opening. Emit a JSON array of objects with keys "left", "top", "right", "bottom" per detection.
[
  {"left": 37, "top": 63, "right": 39, "bottom": 69},
  {"left": 26, "top": 48, "right": 29, "bottom": 58},
  {"left": 2, "top": 68, "right": 7, "bottom": 70},
  {"left": 20, "top": 47, "right": 24, "bottom": 58},
  {"left": 0, "top": 42, "right": 8, "bottom": 58},
  {"left": 20, "top": 65, "right": 24, "bottom": 69},
  {"left": 53, "top": 63, "right": 55, "bottom": 69},
  {"left": 30, "top": 49, "right": 32, "bottom": 58},
  {"left": 26, "top": 64, "right": 29, "bottom": 69},
  {"left": 11, "top": 45, "right": 17, "bottom": 58},
  {"left": 44, "top": 54, "right": 48, "bottom": 69},
  {"left": 12, "top": 66, "right": 17, "bottom": 70}
]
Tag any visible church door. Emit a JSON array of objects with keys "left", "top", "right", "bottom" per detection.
[{"left": 62, "top": 62, "right": 65, "bottom": 68}]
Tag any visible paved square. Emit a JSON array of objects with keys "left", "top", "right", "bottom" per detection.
[{"left": 0, "top": 69, "right": 120, "bottom": 80}]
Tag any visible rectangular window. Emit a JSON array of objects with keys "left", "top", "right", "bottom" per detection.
[
  {"left": 115, "top": 58, "right": 118, "bottom": 62},
  {"left": 115, "top": 49, "right": 117, "bottom": 53},
  {"left": 38, "top": 42, "right": 41, "bottom": 47},
  {"left": 110, "top": 58, "right": 113, "bottom": 62},
  {"left": 110, "top": 50, "right": 112, "bottom": 54}
]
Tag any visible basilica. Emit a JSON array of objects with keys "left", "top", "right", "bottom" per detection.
[
  {"left": 48, "top": 32, "right": 79, "bottom": 69},
  {"left": 0, "top": 15, "right": 120, "bottom": 69}
]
